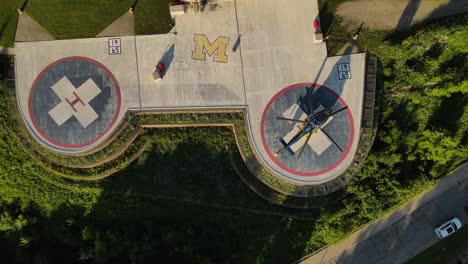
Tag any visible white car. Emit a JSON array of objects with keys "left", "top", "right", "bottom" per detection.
[{"left": 434, "top": 217, "right": 462, "bottom": 238}]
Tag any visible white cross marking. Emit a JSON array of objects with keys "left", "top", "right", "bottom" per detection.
[
  {"left": 280, "top": 103, "right": 333, "bottom": 155},
  {"left": 48, "top": 77, "right": 102, "bottom": 128}
]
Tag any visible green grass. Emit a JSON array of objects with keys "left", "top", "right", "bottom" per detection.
[
  {"left": 406, "top": 226, "right": 468, "bottom": 264},
  {"left": 0, "top": 1, "right": 466, "bottom": 263},
  {"left": 0, "top": 83, "right": 319, "bottom": 263},
  {"left": 318, "top": 1, "right": 397, "bottom": 56},
  {"left": 134, "top": 0, "right": 174, "bottom": 35},
  {"left": 0, "top": 0, "right": 21, "bottom": 47},
  {"left": 26, "top": 0, "right": 134, "bottom": 39},
  {"left": 1, "top": 0, "right": 175, "bottom": 42}
]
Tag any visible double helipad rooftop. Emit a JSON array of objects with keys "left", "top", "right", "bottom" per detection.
[{"left": 15, "top": 0, "right": 366, "bottom": 185}]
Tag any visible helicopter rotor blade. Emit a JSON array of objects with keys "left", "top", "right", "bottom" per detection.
[
  {"left": 320, "top": 128, "right": 343, "bottom": 152},
  {"left": 297, "top": 130, "right": 313, "bottom": 158},
  {"left": 311, "top": 107, "right": 330, "bottom": 117},
  {"left": 274, "top": 147, "right": 285, "bottom": 157},
  {"left": 329, "top": 106, "right": 348, "bottom": 117},
  {"left": 305, "top": 86, "right": 315, "bottom": 119},
  {"left": 309, "top": 103, "right": 340, "bottom": 119},
  {"left": 276, "top": 117, "right": 307, "bottom": 123}
]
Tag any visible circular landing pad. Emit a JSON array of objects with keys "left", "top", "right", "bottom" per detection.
[
  {"left": 28, "top": 56, "right": 121, "bottom": 152},
  {"left": 261, "top": 83, "right": 354, "bottom": 177}
]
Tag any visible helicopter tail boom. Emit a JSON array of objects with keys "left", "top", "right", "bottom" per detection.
[{"left": 274, "top": 138, "right": 294, "bottom": 157}]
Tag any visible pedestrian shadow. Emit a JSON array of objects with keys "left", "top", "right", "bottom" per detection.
[
  {"left": 232, "top": 34, "right": 241, "bottom": 53},
  {"left": 131, "top": 0, "right": 138, "bottom": 9},
  {"left": 20, "top": 0, "right": 29, "bottom": 11},
  {"left": 335, "top": 23, "right": 363, "bottom": 56},
  {"left": 157, "top": 44, "right": 175, "bottom": 78},
  {"left": 0, "top": 18, "right": 10, "bottom": 44},
  {"left": 318, "top": 2, "right": 333, "bottom": 36}
]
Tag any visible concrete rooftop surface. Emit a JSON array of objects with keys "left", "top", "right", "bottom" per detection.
[{"left": 14, "top": 0, "right": 366, "bottom": 185}]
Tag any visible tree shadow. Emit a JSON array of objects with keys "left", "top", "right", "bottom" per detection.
[
  {"left": 101, "top": 128, "right": 319, "bottom": 218},
  {"left": 0, "top": 127, "right": 321, "bottom": 263},
  {"left": 0, "top": 200, "right": 86, "bottom": 264},
  {"left": 92, "top": 127, "right": 325, "bottom": 262},
  {"left": 325, "top": 163, "right": 468, "bottom": 264},
  {"left": 426, "top": 0, "right": 468, "bottom": 22},
  {"left": 385, "top": 1, "right": 466, "bottom": 44},
  {"left": 439, "top": 52, "right": 467, "bottom": 84},
  {"left": 395, "top": 0, "right": 421, "bottom": 32},
  {"left": 0, "top": 55, "right": 10, "bottom": 80},
  {"left": 428, "top": 94, "right": 467, "bottom": 135}
]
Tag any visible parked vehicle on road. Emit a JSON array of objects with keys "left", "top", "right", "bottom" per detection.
[{"left": 434, "top": 217, "right": 462, "bottom": 238}]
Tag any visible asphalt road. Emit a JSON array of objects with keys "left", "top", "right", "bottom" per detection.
[{"left": 299, "top": 162, "right": 468, "bottom": 264}]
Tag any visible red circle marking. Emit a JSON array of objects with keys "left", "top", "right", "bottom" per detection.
[
  {"left": 260, "top": 83, "right": 355, "bottom": 177},
  {"left": 28, "top": 56, "right": 122, "bottom": 150}
]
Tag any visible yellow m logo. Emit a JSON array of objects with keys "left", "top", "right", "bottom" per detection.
[{"left": 191, "top": 34, "right": 230, "bottom": 63}]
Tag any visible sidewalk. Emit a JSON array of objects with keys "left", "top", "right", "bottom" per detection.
[
  {"left": 96, "top": 12, "right": 134, "bottom": 37},
  {"left": 15, "top": 13, "right": 54, "bottom": 42},
  {"left": 337, "top": 0, "right": 468, "bottom": 31},
  {"left": 299, "top": 162, "right": 468, "bottom": 264}
]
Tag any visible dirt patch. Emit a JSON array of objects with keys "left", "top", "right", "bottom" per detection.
[{"left": 336, "top": 0, "right": 468, "bottom": 30}]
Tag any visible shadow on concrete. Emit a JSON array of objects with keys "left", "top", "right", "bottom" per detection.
[
  {"left": 309, "top": 29, "right": 358, "bottom": 97},
  {"left": 395, "top": 0, "right": 421, "bottom": 32},
  {"left": 306, "top": 26, "right": 360, "bottom": 115},
  {"left": 157, "top": 44, "right": 175, "bottom": 78},
  {"left": 428, "top": 95, "right": 466, "bottom": 137},
  {"left": 232, "top": 34, "right": 241, "bottom": 52},
  {"left": 318, "top": 2, "right": 333, "bottom": 36},
  {"left": 426, "top": 0, "right": 468, "bottom": 20},
  {"left": 386, "top": 0, "right": 466, "bottom": 43},
  {"left": 263, "top": 32, "right": 360, "bottom": 175}
]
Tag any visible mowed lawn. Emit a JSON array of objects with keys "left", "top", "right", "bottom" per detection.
[
  {"left": 15, "top": 0, "right": 174, "bottom": 41},
  {"left": 0, "top": 0, "right": 22, "bottom": 47},
  {"left": 26, "top": 0, "right": 134, "bottom": 39},
  {"left": 135, "top": 0, "right": 174, "bottom": 35}
]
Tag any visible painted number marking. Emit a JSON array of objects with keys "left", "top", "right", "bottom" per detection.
[
  {"left": 108, "top": 38, "right": 122, "bottom": 55},
  {"left": 337, "top": 63, "right": 351, "bottom": 80}
]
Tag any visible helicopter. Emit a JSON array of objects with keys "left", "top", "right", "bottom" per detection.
[{"left": 274, "top": 86, "right": 348, "bottom": 158}]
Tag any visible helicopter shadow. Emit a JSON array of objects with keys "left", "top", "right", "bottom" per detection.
[{"left": 265, "top": 44, "right": 356, "bottom": 173}]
